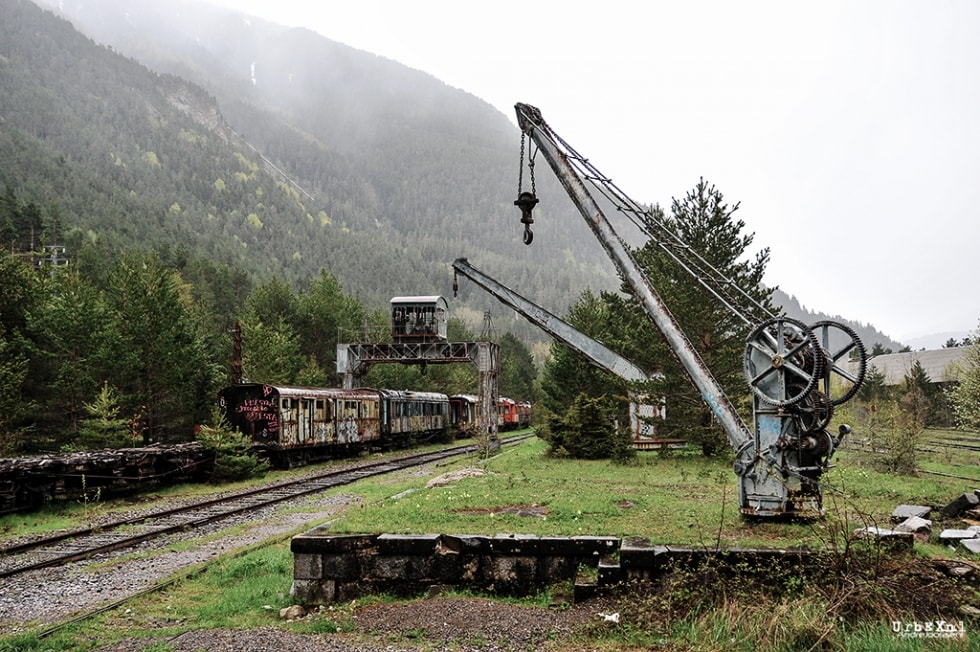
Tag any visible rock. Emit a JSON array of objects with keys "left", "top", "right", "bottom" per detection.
[
  {"left": 941, "top": 493, "right": 979, "bottom": 519},
  {"left": 943, "top": 565, "right": 974, "bottom": 578},
  {"left": 279, "top": 604, "right": 307, "bottom": 620},
  {"left": 894, "top": 516, "right": 932, "bottom": 542},
  {"left": 961, "top": 538, "right": 980, "bottom": 555},
  {"left": 852, "top": 527, "right": 914, "bottom": 551},
  {"left": 939, "top": 529, "right": 980, "bottom": 541},
  {"left": 959, "top": 604, "right": 980, "bottom": 618},
  {"left": 426, "top": 467, "right": 487, "bottom": 488},
  {"left": 891, "top": 505, "right": 931, "bottom": 522}
]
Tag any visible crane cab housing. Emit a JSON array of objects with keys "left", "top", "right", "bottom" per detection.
[{"left": 391, "top": 295, "right": 448, "bottom": 343}]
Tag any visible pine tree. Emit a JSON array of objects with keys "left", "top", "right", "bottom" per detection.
[
  {"left": 541, "top": 179, "right": 774, "bottom": 457},
  {"left": 77, "top": 382, "right": 131, "bottom": 449}
]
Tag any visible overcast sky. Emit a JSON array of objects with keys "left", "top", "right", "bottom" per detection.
[{"left": 211, "top": 0, "right": 979, "bottom": 345}]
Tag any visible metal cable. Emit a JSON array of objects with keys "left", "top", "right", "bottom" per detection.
[{"left": 532, "top": 116, "right": 776, "bottom": 327}]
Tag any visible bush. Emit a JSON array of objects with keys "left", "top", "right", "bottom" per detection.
[
  {"left": 546, "top": 394, "right": 635, "bottom": 462},
  {"left": 196, "top": 408, "right": 269, "bottom": 483}
]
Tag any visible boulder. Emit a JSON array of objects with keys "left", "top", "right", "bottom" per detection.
[
  {"left": 279, "top": 605, "right": 307, "bottom": 620},
  {"left": 941, "top": 493, "right": 979, "bottom": 519}
]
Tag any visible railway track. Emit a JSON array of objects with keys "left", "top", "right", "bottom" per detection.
[{"left": 0, "top": 437, "right": 528, "bottom": 581}]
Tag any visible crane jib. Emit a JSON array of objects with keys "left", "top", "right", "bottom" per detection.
[{"left": 510, "top": 102, "right": 867, "bottom": 519}]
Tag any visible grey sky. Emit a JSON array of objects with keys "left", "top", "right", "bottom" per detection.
[{"left": 213, "top": 0, "right": 980, "bottom": 344}]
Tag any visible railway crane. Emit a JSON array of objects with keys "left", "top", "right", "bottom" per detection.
[{"left": 510, "top": 102, "right": 867, "bottom": 518}]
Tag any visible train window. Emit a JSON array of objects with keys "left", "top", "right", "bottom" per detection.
[{"left": 281, "top": 398, "right": 291, "bottom": 410}]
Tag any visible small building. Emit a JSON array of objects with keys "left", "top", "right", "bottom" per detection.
[
  {"left": 850, "top": 348, "right": 970, "bottom": 386},
  {"left": 390, "top": 296, "right": 448, "bottom": 343}
]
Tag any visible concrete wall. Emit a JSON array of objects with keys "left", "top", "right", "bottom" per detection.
[{"left": 290, "top": 528, "right": 825, "bottom": 605}]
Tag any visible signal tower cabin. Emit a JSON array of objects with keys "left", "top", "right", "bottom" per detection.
[
  {"left": 391, "top": 296, "right": 448, "bottom": 343},
  {"left": 336, "top": 295, "right": 499, "bottom": 445}
]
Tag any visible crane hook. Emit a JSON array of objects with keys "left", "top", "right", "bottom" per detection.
[{"left": 514, "top": 191, "right": 538, "bottom": 246}]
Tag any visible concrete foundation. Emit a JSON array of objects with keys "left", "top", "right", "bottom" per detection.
[{"left": 290, "top": 529, "right": 830, "bottom": 605}]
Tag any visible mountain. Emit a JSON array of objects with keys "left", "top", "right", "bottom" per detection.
[
  {"left": 3, "top": 0, "right": 903, "bottom": 355},
  {"left": 775, "top": 291, "right": 905, "bottom": 354},
  {"left": 4, "top": 0, "right": 617, "bottom": 320}
]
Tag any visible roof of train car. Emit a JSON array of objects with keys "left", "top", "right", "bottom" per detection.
[
  {"left": 378, "top": 389, "right": 450, "bottom": 401},
  {"left": 222, "top": 384, "right": 381, "bottom": 399}
]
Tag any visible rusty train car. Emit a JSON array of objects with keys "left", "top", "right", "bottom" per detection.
[
  {"left": 217, "top": 384, "right": 452, "bottom": 468},
  {"left": 499, "top": 398, "right": 532, "bottom": 431}
]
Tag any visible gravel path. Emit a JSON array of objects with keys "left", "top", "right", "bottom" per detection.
[
  {"left": 1, "top": 455, "right": 624, "bottom": 650},
  {"left": 88, "top": 596, "right": 618, "bottom": 652},
  {"left": 0, "top": 491, "right": 361, "bottom": 637}
]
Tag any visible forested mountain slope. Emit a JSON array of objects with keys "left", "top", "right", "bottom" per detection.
[
  {"left": 2, "top": 0, "right": 903, "bottom": 353},
  {"left": 7, "top": 0, "right": 616, "bottom": 319}
]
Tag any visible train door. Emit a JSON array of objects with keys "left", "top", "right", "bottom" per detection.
[
  {"left": 380, "top": 398, "right": 390, "bottom": 437},
  {"left": 313, "top": 398, "right": 330, "bottom": 444},
  {"left": 298, "top": 398, "right": 312, "bottom": 444},
  {"left": 280, "top": 396, "right": 297, "bottom": 445},
  {"left": 337, "top": 399, "right": 359, "bottom": 443}
]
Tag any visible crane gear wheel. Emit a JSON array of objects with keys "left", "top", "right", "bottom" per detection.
[
  {"left": 810, "top": 320, "right": 867, "bottom": 405},
  {"left": 794, "top": 388, "right": 835, "bottom": 433},
  {"left": 744, "top": 317, "right": 823, "bottom": 407}
]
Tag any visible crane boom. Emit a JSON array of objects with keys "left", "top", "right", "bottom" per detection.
[
  {"left": 514, "top": 103, "right": 753, "bottom": 452},
  {"left": 511, "top": 102, "right": 867, "bottom": 518},
  {"left": 452, "top": 257, "right": 652, "bottom": 384},
  {"left": 452, "top": 256, "right": 665, "bottom": 445}
]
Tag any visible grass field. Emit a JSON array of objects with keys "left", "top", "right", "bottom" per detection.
[{"left": 3, "top": 430, "right": 980, "bottom": 651}]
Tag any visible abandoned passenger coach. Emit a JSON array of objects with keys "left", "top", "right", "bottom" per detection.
[
  {"left": 218, "top": 384, "right": 383, "bottom": 466},
  {"left": 218, "top": 384, "right": 452, "bottom": 467}
]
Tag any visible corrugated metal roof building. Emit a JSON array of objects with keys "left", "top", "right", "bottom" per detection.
[{"left": 849, "top": 348, "right": 971, "bottom": 386}]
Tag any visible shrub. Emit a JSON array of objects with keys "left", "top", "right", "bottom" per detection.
[{"left": 196, "top": 407, "right": 269, "bottom": 482}]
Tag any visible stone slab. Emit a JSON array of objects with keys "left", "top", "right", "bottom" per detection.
[{"left": 891, "top": 505, "right": 932, "bottom": 522}]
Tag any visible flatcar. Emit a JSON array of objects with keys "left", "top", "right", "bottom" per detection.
[{"left": 217, "top": 384, "right": 451, "bottom": 467}]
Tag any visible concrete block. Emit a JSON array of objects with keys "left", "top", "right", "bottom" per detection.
[
  {"left": 291, "top": 532, "right": 376, "bottom": 554},
  {"left": 939, "top": 529, "right": 979, "bottom": 541},
  {"left": 293, "top": 553, "right": 323, "bottom": 580},
  {"left": 489, "top": 533, "right": 539, "bottom": 555},
  {"left": 891, "top": 504, "right": 931, "bottom": 522},
  {"left": 289, "top": 578, "right": 335, "bottom": 605},
  {"left": 618, "top": 536, "right": 658, "bottom": 570},
  {"left": 941, "top": 493, "right": 979, "bottom": 518},
  {"left": 853, "top": 527, "right": 915, "bottom": 551},
  {"left": 377, "top": 533, "right": 440, "bottom": 555},
  {"left": 321, "top": 553, "right": 361, "bottom": 580},
  {"left": 894, "top": 516, "right": 932, "bottom": 542},
  {"left": 597, "top": 558, "right": 622, "bottom": 586},
  {"left": 961, "top": 538, "right": 980, "bottom": 554}
]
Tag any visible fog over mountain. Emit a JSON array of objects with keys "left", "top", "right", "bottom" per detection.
[{"left": 8, "top": 0, "right": 909, "bottom": 353}]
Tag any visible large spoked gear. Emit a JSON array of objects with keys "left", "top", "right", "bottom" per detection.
[
  {"left": 794, "top": 388, "right": 835, "bottom": 433},
  {"left": 810, "top": 320, "right": 867, "bottom": 405},
  {"left": 744, "top": 317, "right": 824, "bottom": 407}
]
